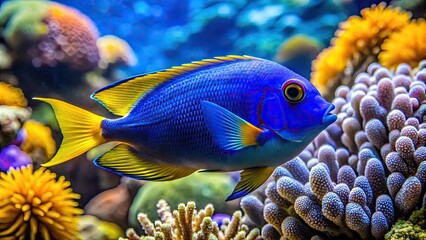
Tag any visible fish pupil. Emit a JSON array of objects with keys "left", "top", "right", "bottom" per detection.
[{"left": 287, "top": 87, "right": 299, "bottom": 99}]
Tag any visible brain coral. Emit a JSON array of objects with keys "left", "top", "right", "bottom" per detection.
[
  {"left": 311, "top": 3, "right": 411, "bottom": 97},
  {"left": 241, "top": 60, "right": 426, "bottom": 240},
  {"left": 0, "top": 1, "right": 100, "bottom": 72}
]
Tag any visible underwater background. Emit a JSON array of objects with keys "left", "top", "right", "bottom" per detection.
[{"left": 0, "top": 0, "right": 426, "bottom": 239}]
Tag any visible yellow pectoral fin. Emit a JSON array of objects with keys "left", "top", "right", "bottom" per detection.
[
  {"left": 226, "top": 167, "right": 275, "bottom": 201},
  {"left": 94, "top": 144, "right": 196, "bottom": 181}
]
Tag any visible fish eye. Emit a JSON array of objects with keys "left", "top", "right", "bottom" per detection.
[{"left": 282, "top": 81, "right": 305, "bottom": 103}]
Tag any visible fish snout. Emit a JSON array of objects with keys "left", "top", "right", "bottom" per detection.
[{"left": 322, "top": 104, "right": 337, "bottom": 125}]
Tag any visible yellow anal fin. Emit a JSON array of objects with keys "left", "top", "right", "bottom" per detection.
[
  {"left": 91, "top": 55, "right": 256, "bottom": 116},
  {"left": 226, "top": 167, "right": 275, "bottom": 201},
  {"left": 94, "top": 144, "right": 196, "bottom": 181},
  {"left": 34, "top": 98, "right": 105, "bottom": 167}
]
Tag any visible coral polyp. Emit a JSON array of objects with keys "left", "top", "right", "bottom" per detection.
[{"left": 0, "top": 165, "right": 83, "bottom": 240}]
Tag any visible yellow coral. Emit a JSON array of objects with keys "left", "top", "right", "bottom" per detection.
[
  {"left": 379, "top": 19, "right": 426, "bottom": 69},
  {"left": 0, "top": 165, "right": 83, "bottom": 240},
  {"left": 20, "top": 120, "right": 56, "bottom": 162},
  {"left": 0, "top": 82, "right": 27, "bottom": 107},
  {"left": 311, "top": 3, "right": 411, "bottom": 94},
  {"left": 97, "top": 35, "right": 137, "bottom": 68}
]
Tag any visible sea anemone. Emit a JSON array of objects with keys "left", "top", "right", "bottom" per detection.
[
  {"left": 311, "top": 3, "right": 411, "bottom": 97},
  {"left": 19, "top": 120, "right": 56, "bottom": 164},
  {"left": 0, "top": 82, "right": 27, "bottom": 107},
  {"left": 0, "top": 165, "right": 83, "bottom": 239},
  {"left": 379, "top": 19, "right": 426, "bottom": 69},
  {"left": 97, "top": 35, "right": 137, "bottom": 69}
]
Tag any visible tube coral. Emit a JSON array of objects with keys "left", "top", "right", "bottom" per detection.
[{"left": 0, "top": 165, "right": 83, "bottom": 240}]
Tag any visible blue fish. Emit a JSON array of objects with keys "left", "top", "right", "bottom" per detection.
[{"left": 35, "top": 55, "right": 336, "bottom": 200}]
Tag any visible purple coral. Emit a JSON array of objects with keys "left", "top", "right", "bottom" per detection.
[
  {"left": 365, "top": 158, "right": 387, "bottom": 199},
  {"left": 309, "top": 164, "right": 334, "bottom": 200},
  {"left": 371, "top": 211, "right": 389, "bottom": 239},
  {"left": 395, "top": 176, "right": 422, "bottom": 216},
  {"left": 0, "top": 145, "right": 31, "bottom": 172},
  {"left": 284, "top": 157, "right": 310, "bottom": 184},
  {"left": 277, "top": 176, "right": 306, "bottom": 203},
  {"left": 281, "top": 216, "right": 313, "bottom": 240},
  {"left": 240, "top": 196, "right": 266, "bottom": 227},
  {"left": 243, "top": 61, "right": 426, "bottom": 240}
]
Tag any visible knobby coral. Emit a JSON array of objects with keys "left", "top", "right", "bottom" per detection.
[
  {"left": 0, "top": 0, "right": 100, "bottom": 72},
  {"left": 311, "top": 3, "right": 411, "bottom": 97},
  {"left": 242, "top": 60, "right": 426, "bottom": 240},
  {"left": 122, "top": 200, "right": 260, "bottom": 240},
  {"left": 0, "top": 165, "right": 83, "bottom": 240}
]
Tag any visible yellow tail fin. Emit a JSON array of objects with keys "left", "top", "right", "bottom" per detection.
[{"left": 33, "top": 98, "right": 106, "bottom": 167}]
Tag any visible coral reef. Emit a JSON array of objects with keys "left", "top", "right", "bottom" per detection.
[
  {"left": 122, "top": 200, "right": 260, "bottom": 240},
  {"left": 0, "top": 165, "right": 83, "bottom": 239},
  {"left": 129, "top": 173, "right": 239, "bottom": 227},
  {"left": 0, "top": 0, "right": 100, "bottom": 72},
  {"left": 241, "top": 60, "right": 426, "bottom": 240}
]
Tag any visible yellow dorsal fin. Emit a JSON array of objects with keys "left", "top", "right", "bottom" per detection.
[
  {"left": 91, "top": 55, "right": 256, "bottom": 116},
  {"left": 94, "top": 144, "right": 197, "bottom": 181}
]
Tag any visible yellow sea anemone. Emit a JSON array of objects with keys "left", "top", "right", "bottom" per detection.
[
  {"left": 379, "top": 19, "right": 426, "bottom": 69},
  {"left": 0, "top": 82, "right": 27, "bottom": 107},
  {"left": 311, "top": 3, "right": 411, "bottom": 95},
  {"left": 0, "top": 165, "right": 83, "bottom": 240},
  {"left": 97, "top": 35, "right": 137, "bottom": 69},
  {"left": 20, "top": 120, "right": 56, "bottom": 164}
]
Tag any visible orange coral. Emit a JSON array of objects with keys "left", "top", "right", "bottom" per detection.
[
  {"left": 311, "top": 3, "right": 411, "bottom": 94},
  {"left": 0, "top": 82, "right": 27, "bottom": 107},
  {"left": 29, "top": 2, "right": 100, "bottom": 71},
  {"left": 20, "top": 120, "right": 56, "bottom": 163},
  {"left": 379, "top": 19, "right": 426, "bottom": 69}
]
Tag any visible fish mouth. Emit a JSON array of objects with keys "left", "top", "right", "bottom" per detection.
[{"left": 322, "top": 104, "right": 337, "bottom": 125}]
